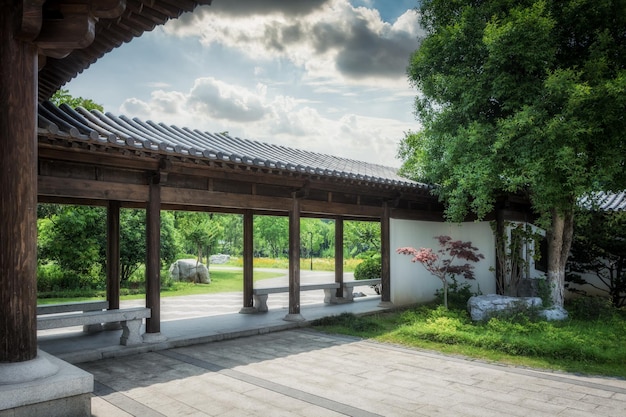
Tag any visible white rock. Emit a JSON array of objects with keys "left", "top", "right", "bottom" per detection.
[
  {"left": 169, "top": 259, "right": 210, "bottom": 283},
  {"left": 539, "top": 306, "right": 569, "bottom": 321},
  {"left": 467, "top": 294, "right": 542, "bottom": 321}
]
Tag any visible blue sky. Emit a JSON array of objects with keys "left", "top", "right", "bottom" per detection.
[{"left": 65, "top": 0, "right": 424, "bottom": 167}]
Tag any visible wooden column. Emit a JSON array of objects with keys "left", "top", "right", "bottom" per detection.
[
  {"left": 145, "top": 175, "right": 161, "bottom": 334},
  {"left": 285, "top": 195, "right": 304, "bottom": 321},
  {"left": 334, "top": 217, "right": 344, "bottom": 298},
  {"left": 0, "top": 5, "right": 38, "bottom": 363},
  {"left": 240, "top": 210, "right": 255, "bottom": 313},
  {"left": 106, "top": 200, "right": 121, "bottom": 310},
  {"left": 380, "top": 202, "right": 392, "bottom": 305}
]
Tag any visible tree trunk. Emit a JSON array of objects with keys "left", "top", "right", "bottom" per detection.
[{"left": 546, "top": 208, "right": 575, "bottom": 307}]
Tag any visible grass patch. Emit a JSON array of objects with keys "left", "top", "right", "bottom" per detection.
[
  {"left": 37, "top": 268, "right": 283, "bottom": 304},
  {"left": 311, "top": 306, "right": 626, "bottom": 378},
  {"left": 224, "top": 257, "right": 363, "bottom": 272}
]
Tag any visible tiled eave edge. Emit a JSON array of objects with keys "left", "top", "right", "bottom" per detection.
[{"left": 37, "top": 128, "right": 435, "bottom": 197}]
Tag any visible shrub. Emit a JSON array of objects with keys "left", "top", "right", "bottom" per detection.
[
  {"left": 434, "top": 277, "right": 478, "bottom": 310},
  {"left": 568, "top": 296, "right": 616, "bottom": 321},
  {"left": 354, "top": 256, "right": 381, "bottom": 280}
]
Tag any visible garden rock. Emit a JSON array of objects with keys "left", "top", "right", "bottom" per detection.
[
  {"left": 467, "top": 294, "right": 542, "bottom": 321},
  {"left": 169, "top": 259, "right": 210, "bottom": 283},
  {"left": 539, "top": 306, "right": 569, "bottom": 321},
  {"left": 209, "top": 254, "right": 230, "bottom": 264}
]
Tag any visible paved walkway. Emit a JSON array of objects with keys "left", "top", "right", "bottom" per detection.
[
  {"left": 82, "top": 330, "right": 626, "bottom": 416},
  {"left": 36, "top": 270, "right": 626, "bottom": 416}
]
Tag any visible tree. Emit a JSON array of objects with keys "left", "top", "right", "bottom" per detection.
[
  {"left": 254, "top": 216, "right": 288, "bottom": 258},
  {"left": 38, "top": 206, "right": 105, "bottom": 277},
  {"left": 400, "top": 0, "right": 626, "bottom": 307},
  {"left": 119, "top": 210, "right": 180, "bottom": 282},
  {"left": 215, "top": 214, "right": 243, "bottom": 256},
  {"left": 567, "top": 210, "right": 626, "bottom": 307},
  {"left": 50, "top": 88, "right": 104, "bottom": 111},
  {"left": 175, "top": 212, "right": 223, "bottom": 265},
  {"left": 397, "top": 236, "right": 484, "bottom": 309},
  {"left": 38, "top": 205, "right": 180, "bottom": 284},
  {"left": 345, "top": 220, "right": 380, "bottom": 257}
]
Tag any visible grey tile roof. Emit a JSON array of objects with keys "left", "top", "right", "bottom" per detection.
[
  {"left": 579, "top": 192, "right": 626, "bottom": 212},
  {"left": 37, "top": 102, "right": 430, "bottom": 191}
]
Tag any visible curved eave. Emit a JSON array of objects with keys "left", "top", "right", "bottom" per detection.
[
  {"left": 37, "top": 103, "right": 433, "bottom": 196},
  {"left": 38, "top": 1, "right": 213, "bottom": 101}
]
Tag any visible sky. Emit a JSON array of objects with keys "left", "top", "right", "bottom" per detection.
[{"left": 64, "top": 0, "right": 424, "bottom": 168}]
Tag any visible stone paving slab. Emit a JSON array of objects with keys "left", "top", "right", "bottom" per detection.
[{"left": 80, "top": 329, "right": 626, "bottom": 417}]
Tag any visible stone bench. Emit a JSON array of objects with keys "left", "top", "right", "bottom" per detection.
[
  {"left": 37, "top": 300, "right": 109, "bottom": 333},
  {"left": 342, "top": 279, "right": 381, "bottom": 301},
  {"left": 252, "top": 283, "right": 340, "bottom": 312},
  {"left": 37, "top": 307, "right": 151, "bottom": 346}
]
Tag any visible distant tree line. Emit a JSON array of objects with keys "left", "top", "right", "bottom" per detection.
[{"left": 36, "top": 204, "right": 381, "bottom": 292}]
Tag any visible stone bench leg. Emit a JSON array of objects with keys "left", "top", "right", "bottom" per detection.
[
  {"left": 324, "top": 288, "right": 338, "bottom": 304},
  {"left": 119, "top": 319, "right": 144, "bottom": 346},
  {"left": 253, "top": 294, "right": 268, "bottom": 312},
  {"left": 342, "top": 286, "right": 354, "bottom": 302},
  {"left": 83, "top": 323, "right": 103, "bottom": 333}
]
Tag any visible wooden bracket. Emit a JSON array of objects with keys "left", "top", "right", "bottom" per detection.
[{"left": 292, "top": 182, "right": 310, "bottom": 199}]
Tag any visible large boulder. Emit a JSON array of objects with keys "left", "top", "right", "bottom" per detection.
[
  {"left": 169, "top": 259, "right": 210, "bottom": 283},
  {"left": 467, "top": 294, "right": 542, "bottom": 321}
]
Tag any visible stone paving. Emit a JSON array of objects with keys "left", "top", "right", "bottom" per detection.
[{"left": 81, "top": 330, "right": 626, "bottom": 417}]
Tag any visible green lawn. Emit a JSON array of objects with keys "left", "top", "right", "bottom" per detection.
[
  {"left": 37, "top": 267, "right": 283, "bottom": 304},
  {"left": 311, "top": 306, "right": 626, "bottom": 379}
]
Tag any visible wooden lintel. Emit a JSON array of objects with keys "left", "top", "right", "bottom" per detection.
[
  {"left": 161, "top": 186, "right": 293, "bottom": 212},
  {"left": 39, "top": 176, "right": 149, "bottom": 202}
]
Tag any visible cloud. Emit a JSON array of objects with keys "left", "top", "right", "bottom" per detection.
[
  {"left": 165, "top": 0, "right": 421, "bottom": 85},
  {"left": 115, "top": 77, "right": 414, "bottom": 167},
  {"left": 187, "top": 77, "right": 270, "bottom": 122}
]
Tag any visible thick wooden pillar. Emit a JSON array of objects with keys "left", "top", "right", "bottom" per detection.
[
  {"left": 380, "top": 202, "right": 392, "bottom": 305},
  {"left": 285, "top": 196, "right": 304, "bottom": 321},
  {"left": 107, "top": 200, "right": 121, "bottom": 310},
  {"left": 0, "top": 4, "right": 38, "bottom": 363},
  {"left": 334, "top": 217, "right": 344, "bottom": 298},
  {"left": 145, "top": 175, "right": 161, "bottom": 334},
  {"left": 240, "top": 210, "right": 255, "bottom": 313}
]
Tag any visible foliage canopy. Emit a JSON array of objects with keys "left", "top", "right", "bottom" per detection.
[
  {"left": 400, "top": 0, "right": 626, "bottom": 307},
  {"left": 400, "top": 0, "right": 626, "bottom": 222}
]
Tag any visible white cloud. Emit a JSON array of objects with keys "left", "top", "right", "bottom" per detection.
[
  {"left": 82, "top": 0, "right": 426, "bottom": 168},
  {"left": 187, "top": 77, "right": 270, "bottom": 122},
  {"left": 115, "top": 76, "right": 414, "bottom": 167},
  {"left": 165, "top": 0, "right": 420, "bottom": 87}
]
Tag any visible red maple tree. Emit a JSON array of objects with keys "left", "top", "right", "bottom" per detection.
[{"left": 397, "top": 236, "right": 484, "bottom": 308}]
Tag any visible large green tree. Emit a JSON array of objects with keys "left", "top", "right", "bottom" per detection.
[
  {"left": 400, "top": 0, "right": 626, "bottom": 307},
  {"left": 38, "top": 205, "right": 180, "bottom": 283}
]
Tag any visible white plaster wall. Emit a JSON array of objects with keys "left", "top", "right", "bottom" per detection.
[{"left": 390, "top": 219, "right": 497, "bottom": 306}]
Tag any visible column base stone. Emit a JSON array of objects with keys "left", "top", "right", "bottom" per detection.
[{"left": 0, "top": 350, "right": 92, "bottom": 417}]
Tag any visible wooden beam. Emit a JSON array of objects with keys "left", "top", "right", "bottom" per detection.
[
  {"left": 39, "top": 176, "right": 149, "bottom": 201},
  {"left": 0, "top": 7, "right": 38, "bottom": 363}
]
